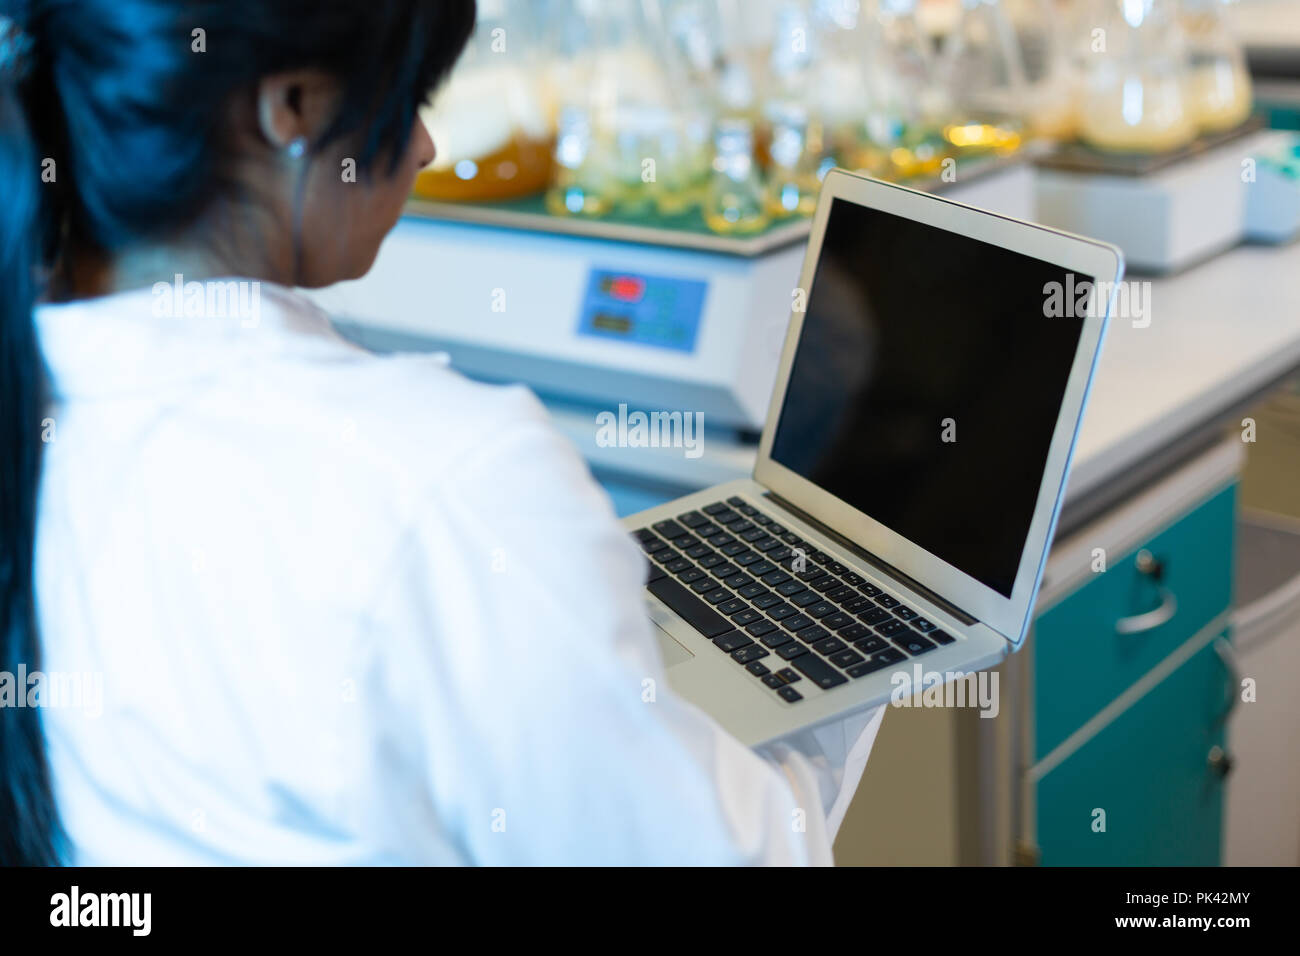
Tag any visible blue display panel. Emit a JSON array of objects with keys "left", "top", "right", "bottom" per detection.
[{"left": 576, "top": 268, "right": 708, "bottom": 354}]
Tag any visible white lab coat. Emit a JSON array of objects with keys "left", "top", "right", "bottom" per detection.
[{"left": 32, "top": 281, "right": 885, "bottom": 865}]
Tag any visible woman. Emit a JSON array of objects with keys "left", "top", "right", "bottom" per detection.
[{"left": 0, "top": 0, "right": 883, "bottom": 865}]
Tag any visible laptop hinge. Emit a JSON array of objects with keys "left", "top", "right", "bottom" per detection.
[{"left": 763, "top": 491, "right": 979, "bottom": 627}]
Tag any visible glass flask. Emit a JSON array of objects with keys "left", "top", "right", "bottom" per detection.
[
  {"left": 937, "top": 0, "right": 1028, "bottom": 154},
  {"left": 808, "top": 0, "right": 892, "bottom": 177},
  {"left": 764, "top": 101, "right": 822, "bottom": 217},
  {"left": 1003, "top": 0, "right": 1078, "bottom": 140},
  {"left": 1181, "top": 0, "right": 1253, "bottom": 133},
  {"left": 651, "top": 0, "right": 729, "bottom": 215},
  {"left": 871, "top": 0, "right": 952, "bottom": 179},
  {"left": 704, "top": 118, "right": 771, "bottom": 235},
  {"left": 414, "top": 0, "right": 553, "bottom": 202},
  {"left": 1077, "top": 0, "right": 1197, "bottom": 152}
]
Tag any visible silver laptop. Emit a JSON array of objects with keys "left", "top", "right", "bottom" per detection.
[{"left": 625, "top": 169, "right": 1124, "bottom": 748}]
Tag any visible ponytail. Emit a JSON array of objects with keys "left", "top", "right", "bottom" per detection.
[{"left": 0, "top": 7, "right": 60, "bottom": 865}]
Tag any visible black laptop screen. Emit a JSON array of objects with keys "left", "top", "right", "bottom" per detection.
[{"left": 769, "top": 198, "right": 1086, "bottom": 598}]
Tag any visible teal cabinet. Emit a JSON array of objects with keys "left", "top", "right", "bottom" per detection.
[
  {"left": 1036, "top": 635, "right": 1232, "bottom": 865},
  {"left": 1034, "top": 485, "right": 1236, "bottom": 760}
]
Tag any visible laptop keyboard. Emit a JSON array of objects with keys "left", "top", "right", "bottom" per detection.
[{"left": 634, "top": 496, "right": 954, "bottom": 704}]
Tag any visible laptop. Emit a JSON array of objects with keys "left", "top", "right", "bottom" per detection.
[{"left": 624, "top": 169, "right": 1124, "bottom": 748}]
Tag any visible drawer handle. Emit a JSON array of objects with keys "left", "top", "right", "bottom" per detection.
[{"left": 1115, "top": 549, "right": 1177, "bottom": 635}]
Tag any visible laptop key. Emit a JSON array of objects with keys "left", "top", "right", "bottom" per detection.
[
  {"left": 795, "top": 625, "right": 829, "bottom": 644},
  {"left": 929, "top": 629, "right": 955, "bottom": 645},
  {"left": 777, "top": 642, "right": 810, "bottom": 660},
  {"left": 710, "top": 563, "right": 740, "bottom": 579},
  {"left": 806, "top": 602, "right": 835, "bottom": 619},
  {"left": 740, "top": 528, "right": 766, "bottom": 543},
  {"left": 841, "top": 571, "right": 866, "bottom": 587},
  {"left": 853, "top": 635, "right": 890, "bottom": 654},
  {"left": 678, "top": 511, "right": 708, "bottom": 528},
  {"left": 653, "top": 519, "right": 687, "bottom": 540},
  {"left": 875, "top": 619, "right": 907, "bottom": 636},
  {"left": 697, "top": 553, "right": 724, "bottom": 569},
  {"left": 812, "top": 636, "right": 847, "bottom": 656},
  {"left": 823, "top": 612, "right": 854, "bottom": 630},
  {"left": 718, "top": 599, "right": 747, "bottom": 615},
  {"left": 768, "top": 546, "right": 793, "bottom": 562},
  {"left": 893, "top": 633, "right": 938, "bottom": 656},
  {"left": 767, "top": 603, "right": 797, "bottom": 621},
  {"left": 859, "top": 582, "right": 883, "bottom": 597},
  {"left": 715, "top": 631, "right": 754, "bottom": 653},
  {"left": 733, "top": 550, "right": 762, "bottom": 567},
  {"left": 647, "top": 576, "right": 732, "bottom": 638},
  {"left": 911, "top": 617, "right": 937, "bottom": 633},
  {"left": 738, "top": 583, "right": 768, "bottom": 599},
  {"left": 792, "top": 654, "right": 848, "bottom": 690},
  {"left": 730, "top": 609, "right": 762, "bottom": 626},
  {"left": 633, "top": 528, "right": 657, "bottom": 543},
  {"left": 761, "top": 630, "right": 794, "bottom": 648},
  {"left": 859, "top": 607, "right": 890, "bottom": 625},
  {"left": 781, "top": 614, "right": 814, "bottom": 632},
  {"left": 677, "top": 568, "right": 705, "bottom": 584},
  {"left": 723, "top": 573, "right": 753, "bottom": 589},
  {"left": 726, "top": 495, "right": 747, "bottom": 508},
  {"left": 843, "top": 597, "right": 873, "bottom": 614},
  {"left": 791, "top": 591, "right": 821, "bottom": 608},
  {"left": 776, "top": 580, "right": 807, "bottom": 597},
  {"left": 761, "top": 570, "right": 791, "bottom": 587},
  {"left": 685, "top": 544, "right": 711, "bottom": 559},
  {"left": 830, "top": 649, "right": 865, "bottom": 668},
  {"left": 746, "top": 619, "right": 778, "bottom": 637},
  {"left": 703, "top": 588, "right": 732, "bottom": 605},
  {"left": 893, "top": 606, "right": 918, "bottom": 621},
  {"left": 838, "top": 622, "right": 870, "bottom": 641},
  {"left": 777, "top": 668, "right": 802, "bottom": 683},
  {"left": 732, "top": 645, "right": 769, "bottom": 664},
  {"left": 707, "top": 533, "right": 735, "bottom": 548},
  {"left": 777, "top": 686, "right": 804, "bottom": 703},
  {"left": 752, "top": 592, "right": 781, "bottom": 609},
  {"left": 846, "top": 657, "right": 893, "bottom": 679},
  {"left": 703, "top": 502, "right": 729, "bottom": 515},
  {"left": 876, "top": 594, "right": 900, "bottom": 608},
  {"left": 690, "top": 577, "right": 720, "bottom": 594},
  {"left": 713, "top": 509, "right": 741, "bottom": 525},
  {"left": 762, "top": 673, "right": 785, "bottom": 688},
  {"left": 826, "top": 586, "right": 857, "bottom": 603},
  {"left": 642, "top": 537, "right": 669, "bottom": 554},
  {"left": 745, "top": 661, "right": 771, "bottom": 676},
  {"left": 813, "top": 576, "right": 842, "bottom": 593}
]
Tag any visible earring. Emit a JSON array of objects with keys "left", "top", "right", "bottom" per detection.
[{"left": 286, "top": 136, "right": 308, "bottom": 160}]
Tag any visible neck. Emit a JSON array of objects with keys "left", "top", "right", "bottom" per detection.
[{"left": 56, "top": 202, "right": 293, "bottom": 302}]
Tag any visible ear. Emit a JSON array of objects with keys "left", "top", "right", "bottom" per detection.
[{"left": 255, "top": 69, "right": 341, "bottom": 152}]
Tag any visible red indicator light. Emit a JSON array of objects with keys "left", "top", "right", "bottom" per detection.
[{"left": 607, "top": 276, "right": 646, "bottom": 302}]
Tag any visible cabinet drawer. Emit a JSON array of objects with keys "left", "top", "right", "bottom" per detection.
[
  {"left": 1034, "top": 484, "right": 1236, "bottom": 760},
  {"left": 1035, "top": 634, "right": 1232, "bottom": 866}
]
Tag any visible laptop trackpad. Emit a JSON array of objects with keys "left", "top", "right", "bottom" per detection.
[{"left": 654, "top": 624, "right": 695, "bottom": 668}]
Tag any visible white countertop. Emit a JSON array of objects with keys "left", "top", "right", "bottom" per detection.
[{"left": 1067, "top": 240, "right": 1300, "bottom": 503}]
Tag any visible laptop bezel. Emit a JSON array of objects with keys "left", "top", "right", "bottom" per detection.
[{"left": 754, "top": 169, "right": 1124, "bottom": 647}]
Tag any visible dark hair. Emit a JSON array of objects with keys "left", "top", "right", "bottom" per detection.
[{"left": 0, "top": 0, "right": 475, "bottom": 866}]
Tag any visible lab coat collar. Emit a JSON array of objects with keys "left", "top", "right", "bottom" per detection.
[{"left": 35, "top": 279, "right": 353, "bottom": 401}]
